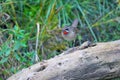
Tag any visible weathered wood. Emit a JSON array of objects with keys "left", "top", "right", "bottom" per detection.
[{"left": 7, "top": 40, "right": 120, "bottom": 80}]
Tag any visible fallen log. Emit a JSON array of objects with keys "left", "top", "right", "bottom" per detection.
[{"left": 7, "top": 40, "right": 120, "bottom": 80}]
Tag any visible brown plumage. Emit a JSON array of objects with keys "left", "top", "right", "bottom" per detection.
[{"left": 61, "top": 19, "right": 79, "bottom": 41}]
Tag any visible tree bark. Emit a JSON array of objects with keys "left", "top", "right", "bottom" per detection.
[{"left": 7, "top": 40, "right": 120, "bottom": 80}]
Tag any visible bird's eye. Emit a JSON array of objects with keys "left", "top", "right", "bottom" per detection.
[{"left": 65, "top": 28, "right": 69, "bottom": 31}]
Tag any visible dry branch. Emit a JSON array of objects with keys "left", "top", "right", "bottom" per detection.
[{"left": 7, "top": 40, "right": 120, "bottom": 80}]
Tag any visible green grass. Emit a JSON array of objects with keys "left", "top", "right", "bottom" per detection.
[{"left": 0, "top": 0, "right": 120, "bottom": 79}]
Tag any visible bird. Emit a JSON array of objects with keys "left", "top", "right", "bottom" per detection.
[
  {"left": 61, "top": 19, "right": 79, "bottom": 41},
  {"left": 61, "top": 19, "right": 96, "bottom": 54}
]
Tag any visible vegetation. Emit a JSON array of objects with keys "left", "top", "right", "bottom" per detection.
[{"left": 0, "top": 0, "right": 120, "bottom": 79}]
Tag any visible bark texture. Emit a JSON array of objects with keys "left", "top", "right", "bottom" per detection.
[{"left": 7, "top": 40, "right": 120, "bottom": 80}]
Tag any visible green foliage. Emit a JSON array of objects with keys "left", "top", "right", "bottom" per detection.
[{"left": 0, "top": 0, "right": 120, "bottom": 79}]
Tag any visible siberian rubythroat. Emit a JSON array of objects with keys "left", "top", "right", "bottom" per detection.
[{"left": 61, "top": 19, "right": 79, "bottom": 41}]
